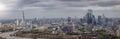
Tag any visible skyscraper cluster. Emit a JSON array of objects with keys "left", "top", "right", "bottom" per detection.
[
  {"left": 81, "top": 9, "right": 108, "bottom": 26},
  {"left": 85, "top": 9, "right": 96, "bottom": 25}
]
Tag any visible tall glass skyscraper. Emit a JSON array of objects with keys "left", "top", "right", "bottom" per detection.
[{"left": 86, "top": 9, "right": 95, "bottom": 25}]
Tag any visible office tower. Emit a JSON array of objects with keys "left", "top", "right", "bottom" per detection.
[
  {"left": 102, "top": 14, "right": 106, "bottom": 21},
  {"left": 92, "top": 15, "right": 96, "bottom": 25},
  {"left": 82, "top": 16, "right": 86, "bottom": 23},
  {"left": 86, "top": 9, "right": 95, "bottom": 24},
  {"left": 98, "top": 15, "right": 102, "bottom": 25},
  {"left": 87, "top": 9, "right": 93, "bottom": 24},
  {"left": 15, "top": 19, "right": 19, "bottom": 26},
  {"left": 80, "top": 18, "right": 83, "bottom": 24},
  {"left": 102, "top": 14, "right": 106, "bottom": 26},
  {"left": 71, "top": 23, "right": 76, "bottom": 32},
  {"left": 67, "top": 17, "right": 72, "bottom": 24},
  {"left": 32, "top": 17, "right": 39, "bottom": 24}
]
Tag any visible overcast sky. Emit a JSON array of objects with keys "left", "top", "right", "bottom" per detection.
[{"left": 0, "top": 0, "right": 120, "bottom": 19}]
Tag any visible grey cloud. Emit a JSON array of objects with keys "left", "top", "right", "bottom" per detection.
[
  {"left": 59, "top": 0, "right": 81, "bottom": 2},
  {"left": 60, "top": 0, "right": 120, "bottom": 7},
  {"left": 17, "top": 0, "right": 41, "bottom": 8},
  {"left": 0, "top": 0, "right": 18, "bottom": 9},
  {"left": 59, "top": 0, "right": 97, "bottom": 2},
  {"left": 93, "top": 0, "right": 120, "bottom": 7},
  {"left": 17, "top": 0, "right": 120, "bottom": 9},
  {"left": 1, "top": 0, "right": 120, "bottom": 19},
  {"left": 28, "top": 2, "right": 56, "bottom": 7}
]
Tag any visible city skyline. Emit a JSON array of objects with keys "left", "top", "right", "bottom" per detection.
[
  {"left": 0, "top": 0, "right": 120, "bottom": 39},
  {"left": 0, "top": 0, "right": 120, "bottom": 19}
]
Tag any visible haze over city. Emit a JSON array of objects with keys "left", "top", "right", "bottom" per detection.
[{"left": 0, "top": 0, "right": 120, "bottom": 19}]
